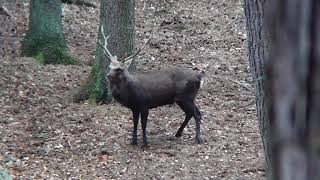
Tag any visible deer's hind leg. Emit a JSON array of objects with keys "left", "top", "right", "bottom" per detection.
[
  {"left": 175, "top": 99, "right": 202, "bottom": 143},
  {"left": 131, "top": 110, "right": 140, "bottom": 145},
  {"left": 194, "top": 105, "right": 202, "bottom": 144},
  {"left": 140, "top": 108, "right": 149, "bottom": 148},
  {"left": 175, "top": 114, "right": 192, "bottom": 137}
]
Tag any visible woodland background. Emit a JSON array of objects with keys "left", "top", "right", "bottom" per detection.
[{"left": 0, "top": 0, "right": 264, "bottom": 179}]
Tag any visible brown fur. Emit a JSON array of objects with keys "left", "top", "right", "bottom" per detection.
[{"left": 107, "top": 66, "right": 204, "bottom": 146}]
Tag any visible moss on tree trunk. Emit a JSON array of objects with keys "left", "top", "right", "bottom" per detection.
[
  {"left": 22, "top": 0, "right": 77, "bottom": 65},
  {"left": 72, "top": 0, "right": 135, "bottom": 104}
]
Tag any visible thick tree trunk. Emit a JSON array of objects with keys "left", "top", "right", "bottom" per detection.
[
  {"left": 266, "top": 0, "right": 320, "bottom": 179},
  {"left": 96, "top": 0, "right": 135, "bottom": 70},
  {"left": 72, "top": 0, "right": 135, "bottom": 103},
  {"left": 22, "top": 0, "right": 76, "bottom": 65},
  {"left": 243, "top": 0, "right": 272, "bottom": 178}
]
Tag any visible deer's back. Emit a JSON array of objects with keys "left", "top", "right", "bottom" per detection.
[{"left": 132, "top": 68, "right": 202, "bottom": 108}]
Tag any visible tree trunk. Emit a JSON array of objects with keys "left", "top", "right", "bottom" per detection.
[
  {"left": 243, "top": 0, "right": 273, "bottom": 178},
  {"left": 22, "top": 0, "right": 76, "bottom": 65},
  {"left": 72, "top": 0, "right": 135, "bottom": 103},
  {"left": 266, "top": 0, "right": 320, "bottom": 179}
]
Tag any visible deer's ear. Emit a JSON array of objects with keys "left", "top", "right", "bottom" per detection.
[{"left": 123, "top": 58, "right": 133, "bottom": 69}]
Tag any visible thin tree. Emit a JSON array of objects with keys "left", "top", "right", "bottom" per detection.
[
  {"left": 72, "top": 0, "right": 135, "bottom": 103},
  {"left": 243, "top": 0, "right": 273, "bottom": 178},
  {"left": 22, "top": 0, "right": 76, "bottom": 64}
]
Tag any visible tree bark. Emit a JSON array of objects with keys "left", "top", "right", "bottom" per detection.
[
  {"left": 266, "top": 0, "right": 320, "bottom": 179},
  {"left": 22, "top": 0, "right": 76, "bottom": 65},
  {"left": 243, "top": 0, "right": 272, "bottom": 178},
  {"left": 72, "top": 0, "right": 135, "bottom": 103}
]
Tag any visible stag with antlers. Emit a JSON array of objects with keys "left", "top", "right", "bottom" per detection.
[{"left": 99, "top": 26, "right": 204, "bottom": 147}]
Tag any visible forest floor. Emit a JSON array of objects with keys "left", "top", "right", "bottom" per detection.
[{"left": 0, "top": 0, "right": 265, "bottom": 179}]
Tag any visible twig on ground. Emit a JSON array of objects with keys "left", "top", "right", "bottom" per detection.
[
  {"left": 62, "top": 0, "right": 97, "bottom": 8},
  {"left": 0, "top": 6, "right": 13, "bottom": 18}
]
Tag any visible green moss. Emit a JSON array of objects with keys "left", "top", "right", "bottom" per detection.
[
  {"left": 87, "top": 66, "right": 109, "bottom": 103},
  {"left": 35, "top": 51, "right": 45, "bottom": 64},
  {"left": 22, "top": 34, "right": 66, "bottom": 55},
  {"left": 21, "top": 0, "right": 75, "bottom": 65},
  {"left": 22, "top": 37, "right": 78, "bottom": 65},
  {"left": 42, "top": 45, "right": 78, "bottom": 65},
  {"left": 69, "top": 66, "right": 111, "bottom": 104},
  {"left": 88, "top": 96, "right": 98, "bottom": 105}
]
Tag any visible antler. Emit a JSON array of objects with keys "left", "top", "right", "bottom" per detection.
[
  {"left": 122, "top": 20, "right": 167, "bottom": 62},
  {"left": 98, "top": 26, "right": 118, "bottom": 62},
  {"left": 123, "top": 35, "right": 152, "bottom": 62}
]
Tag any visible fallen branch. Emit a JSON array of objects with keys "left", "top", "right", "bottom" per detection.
[
  {"left": 62, "top": 0, "right": 97, "bottom": 8},
  {"left": 0, "top": 6, "right": 13, "bottom": 18}
]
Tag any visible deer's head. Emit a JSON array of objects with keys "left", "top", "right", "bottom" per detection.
[
  {"left": 99, "top": 26, "right": 151, "bottom": 86},
  {"left": 98, "top": 26, "right": 135, "bottom": 85}
]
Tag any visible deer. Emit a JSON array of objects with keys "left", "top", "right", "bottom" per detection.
[{"left": 99, "top": 26, "right": 204, "bottom": 147}]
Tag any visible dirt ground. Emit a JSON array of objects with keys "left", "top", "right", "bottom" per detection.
[{"left": 0, "top": 0, "right": 265, "bottom": 179}]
